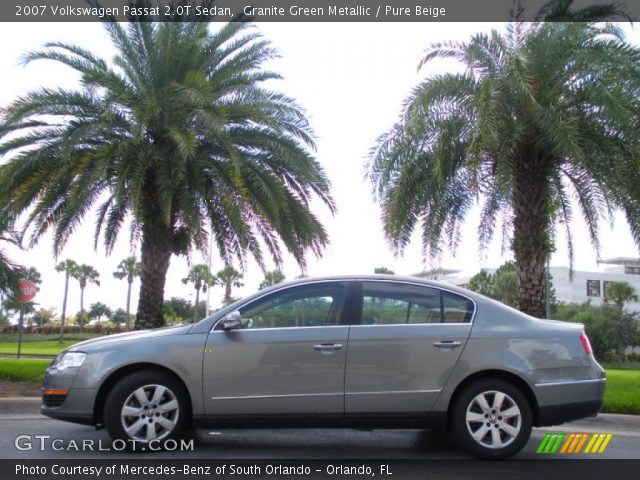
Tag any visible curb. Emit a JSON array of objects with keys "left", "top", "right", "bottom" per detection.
[{"left": 0, "top": 397, "right": 41, "bottom": 414}]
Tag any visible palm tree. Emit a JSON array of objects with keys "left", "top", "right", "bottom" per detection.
[
  {"left": 215, "top": 266, "right": 244, "bottom": 306},
  {"left": 0, "top": 18, "right": 334, "bottom": 330},
  {"left": 603, "top": 280, "right": 638, "bottom": 355},
  {"left": 374, "top": 267, "right": 395, "bottom": 275},
  {"left": 72, "top": 264, "right": 100, "bottom": 326},
  {"left": 259, "top": 270, "right": 285, "bottom": 290},
  {"left": 55, "top": 259, "right": 78, "bottom": 342},
  {"left": 23, "top": 267, "right": 42, "bottom": 286},
  {"left": 604, "top": 281, "right": 638, "bottom": 312},
  {"left": 368, "top": 21, "right": 640, "bottom": 318},
  {"left": 113, "top": 256, "right": 141, "bottom": 330},
  {"left": 0, "top": 210, "right": 22, "bottom": 299},
  {"left": 182, "top": 264, "right": 216, "bottom": 323}
]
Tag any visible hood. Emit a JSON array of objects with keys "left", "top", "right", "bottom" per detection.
[{"left": 66, "top": 324, "right": 192, "bottom": 352}]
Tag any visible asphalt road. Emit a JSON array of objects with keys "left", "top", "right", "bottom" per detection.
[{"left": 1, "top": 413, "right": 639, "bottom": 459}]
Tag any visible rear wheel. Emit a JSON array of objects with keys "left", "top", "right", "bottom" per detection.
[
  {"left": 103, "top": 370, "right": 189, "bottom": 450},
  {"left": 452, "top": 379, "right": 532, "bottom": 459}
]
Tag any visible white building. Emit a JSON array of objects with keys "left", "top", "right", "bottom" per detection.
[
  {"left": 549, "top": 258, "right": 640, "bottom": 312},
  {"left": 413, "top": 257, "right": 640, "bottom": 312}
]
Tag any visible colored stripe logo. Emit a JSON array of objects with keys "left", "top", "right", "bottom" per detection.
[{"left": 537, "top": 432, "right": 613, "bottom": 454}]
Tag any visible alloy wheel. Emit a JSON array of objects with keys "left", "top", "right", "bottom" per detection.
[
  {"left": 120, "top": 384, "right": 180, "bottom": 443},
  {"left": 465, "top": 390, "right": 522, "bottom": 449}
]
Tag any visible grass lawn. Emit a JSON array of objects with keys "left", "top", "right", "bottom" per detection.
[
  {"left": 601, "top": 366, "right": 640, "bottom": 415},
  {"left": 0, "top": 340, "right": 80, "bottom": 356},
  {"left": 0, "top": 358, "right": 50, "bottom": 383}
]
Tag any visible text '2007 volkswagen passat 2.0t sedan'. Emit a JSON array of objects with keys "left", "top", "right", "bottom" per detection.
[{"left": 41, "top": 275, "right": 605, "bottom": 458}]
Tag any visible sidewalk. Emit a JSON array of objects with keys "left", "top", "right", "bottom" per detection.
[{"left": 0, "top": 397, "right": 41, "bottom": 414}]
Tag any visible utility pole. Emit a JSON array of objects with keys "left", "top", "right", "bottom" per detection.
[
  {"left": 545, "top": 257, "right": 551, "bottom": 319},
  {"left": 205, "top": 233, "right": 213, "bottom": 317}
]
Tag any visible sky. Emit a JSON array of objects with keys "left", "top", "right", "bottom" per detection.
[{"left": 1, "top": 21, "right": 639, "bottom": 317}]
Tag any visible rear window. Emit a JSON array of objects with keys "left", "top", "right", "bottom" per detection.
[{"left": 361, "top": 282, "right": 474, "bottom": 324}]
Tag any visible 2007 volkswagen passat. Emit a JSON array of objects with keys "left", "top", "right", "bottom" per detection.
[{"left": 41, "top": 275, "right": 605, "bottom": 458}]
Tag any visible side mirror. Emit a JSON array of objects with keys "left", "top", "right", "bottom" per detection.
[{"left": 221, "top": 311, "right": 242, "bottom": 331}]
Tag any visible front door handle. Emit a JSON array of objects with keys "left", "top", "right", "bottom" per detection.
[
  {"left": 313, "top": 343, "right": 343, "bottom": 351},
  {"left": 433, "top": 341, "right": 462, "bottom": 349}
]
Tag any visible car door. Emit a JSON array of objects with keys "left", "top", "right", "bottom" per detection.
[
  {"left": 345, "top": 280, "right": 474, "bottom": 415},
  {"left": 203, "top": 281, "right": 351, "bottom": 418}
]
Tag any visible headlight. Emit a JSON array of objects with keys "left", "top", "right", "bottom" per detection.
[{"left": 52, "top": 352, "right": 87, "bottom": 370}]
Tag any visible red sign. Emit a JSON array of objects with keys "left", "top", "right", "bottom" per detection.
[{"left": 19, "top": 280, "right": 37, "bottom": 303}]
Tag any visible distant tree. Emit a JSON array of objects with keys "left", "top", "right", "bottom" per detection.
[
  {"left": 215, "top": 266, "right": 244, "bottom": 306},
  {"left": 72, "top": 265, "right": 100, "bottom": 326},
  {"left": 110, "top": 308, "right": 132, "bottom": 326},
  {"left": 74, "top": 310, "right": 89, "bottom": 326},
  {"left": 603, "top": 281, "right": 639, "bottom": 354},
  {"left": 23, "top": 267, "right": 42, "bottom": 286},
  {"left": 604, "top": 281, "right": 638, "bottom": 311},
  {"left": 467, "top": 270, "right": 494, "bottom": 297},
  {"left": 259, "top": 270, "right": 286, "bottom": 290},
  {"left": 113, "top": 256, "right": 141, "bottom": 330},
  {"left": 55, "top": 259, "right": 78, "bottom": 342},
  {"left": 555, "top": 302, "right": 640, "bottom": 357},
  {"left": 89, "top": 302, "right": 112, "bottom": 325},
  {"left": 162, "top": 304, "right": 180, "bottom": 326},
  {"left": 182, "top": 264, "right": 216, "bottom": 323},
  {"left": 164, "top": 297, "right": 193, "bottom": 324},
  {"left": 374, "top": 267, "right": 395, "bottom": 275},
  {"left": 468, "top": 261, "right": 557, "bottom": 312},
  {"left": 32, "top": 307, "right": 57, "bottom": 326}
]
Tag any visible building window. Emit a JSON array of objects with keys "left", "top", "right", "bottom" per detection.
[
  {"left": 586, "top": 280, "right": 601, "bottom": 297},
  {"left": 624, "top": 266, "right": 640, "bottom": 275}
]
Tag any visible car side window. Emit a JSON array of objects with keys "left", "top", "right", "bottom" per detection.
[
  {"left": 442, "top": 291, "right": 475, "bottom": 323},
  {"left": 361, "top": 282, "right": 441, "bottom": 325},
  {"left": 361, "top": 282, "right": 474, "bottom": 324},
  {"left": 238, "top": 283, "right": 348, "bottom": 329}
]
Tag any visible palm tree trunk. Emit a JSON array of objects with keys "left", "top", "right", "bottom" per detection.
[
  {"left": 512, "top": 150, "right": 551, "bottom": 318},
  {"left": 193, "top": 288, "right": 200, "bottom": 323},
  {"left": 59, "top": 273, "right": 69, "bottom": 343},
  {"left": 225, "top": 282, "right": 231, "bottom": 306},
  {"left": 125, "top": 279, "right": 132, "bottom": 331},
  {"left": 136, "top": 221, "right": 173, "bottom": 329},
  {"left": 79, "top": 287, "right": 85, "bottom": 326}
]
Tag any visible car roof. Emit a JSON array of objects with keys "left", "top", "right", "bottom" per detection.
[{"left": 271, "top": 274, "right": 474, "bottom": 296}]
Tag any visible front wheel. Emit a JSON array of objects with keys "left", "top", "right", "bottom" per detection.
[
  {"left": 103, "top": 370, "right": 189, "bottom": 450},
  {"left": 452, "top": 379, "right": 532, "bottom": 459}
]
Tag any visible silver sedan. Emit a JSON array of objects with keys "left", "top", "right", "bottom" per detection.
[{"left": 41, "top": 275, "right": 605, "bottom": 458}]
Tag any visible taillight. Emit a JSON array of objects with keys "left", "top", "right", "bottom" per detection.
[{"left": 580, "top": 331, "right": 593, "bottom": 355}]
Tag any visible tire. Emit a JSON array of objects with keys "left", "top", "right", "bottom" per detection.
[
  {"left": 103, "top": 370, "right": 189, "bottom": 451},
  {"left": 452, "top": 378, "right": 532, "bottom": 459}
]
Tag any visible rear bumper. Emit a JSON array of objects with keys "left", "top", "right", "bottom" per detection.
[
  {"left": 537, "top": 400, "right": 602, "bottom": 427},
  {"left": 533, "top": 377, "right": 605, "bottom": 427}
]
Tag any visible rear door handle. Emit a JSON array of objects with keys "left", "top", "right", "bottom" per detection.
[
  {"left": 313, "top": 343, "right": 343, "bottom": 351},
  {"left": 433, "top": 341, "right": 462, "bottom": 349}
]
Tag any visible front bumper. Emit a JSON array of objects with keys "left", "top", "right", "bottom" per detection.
[
  {"left": 41, "top": 364, "right": 97, "bottom": 426},
  {"left": 40, "top": 388, "right": 98, "bottom": 426}
]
